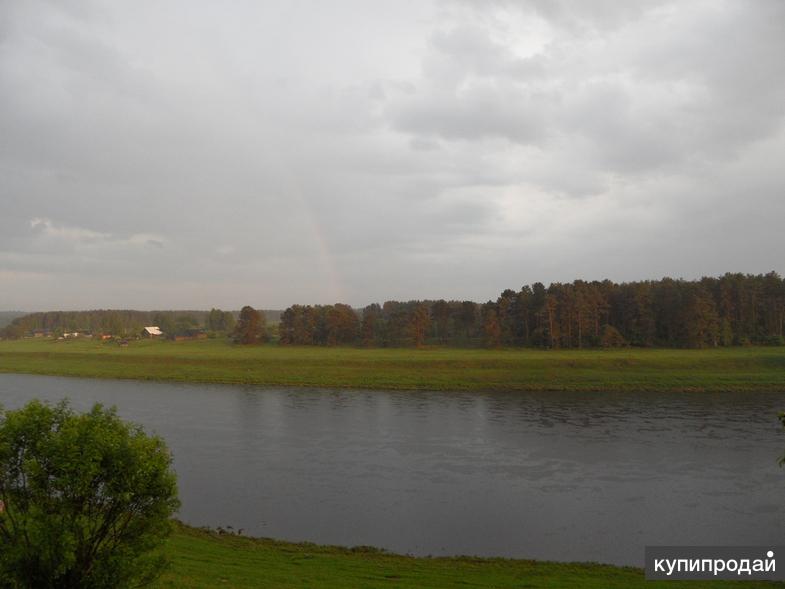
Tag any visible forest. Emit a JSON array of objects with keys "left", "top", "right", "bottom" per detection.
[
  {"left": 3, "top": 272, "right": 784, "bottom": 349},
  {"left": 278, "top": 272, "right": 785, "bottom": 349}
]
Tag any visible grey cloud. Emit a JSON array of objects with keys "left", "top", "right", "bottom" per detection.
[
  {"left": 409, "top": 137, "right": 441, "bottom": 151},
  {"left": 1, "top": 0, "right": 784, "bottom": 309},
  {"left": 523, "top": 0, "right": 668, "bottom": 32},
  {"left": 392, "top": 87, "right": 547, "bottom": 143},
  {"left": 428, "top": 26, "right": 546, "bottom": 82},
  {"left": 388, "top": 25, "right": 551, "bottom": 143},
  {"left": 389, "top": 0, "right": 785, "bottom": 194}
]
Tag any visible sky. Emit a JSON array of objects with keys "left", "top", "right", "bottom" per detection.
[{"left": 1, "top": 0, "right": 784, "bottom": 310}]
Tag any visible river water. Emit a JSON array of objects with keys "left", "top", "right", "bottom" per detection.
[{"left": 0, "top": 373, "right": 783, "bottom": 565}]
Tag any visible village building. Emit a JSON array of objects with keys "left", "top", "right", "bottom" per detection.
[{"left": 142, "top": 326, "right": 163, "bottom": 338}]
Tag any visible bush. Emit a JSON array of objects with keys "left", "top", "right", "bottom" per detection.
[{"left": 0, "top": 400, "right": 179, "bottom": 588}]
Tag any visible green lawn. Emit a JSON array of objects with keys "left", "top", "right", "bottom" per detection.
[
  {"left": 1, "top": 338, "right": 785, "bottom": 392},
  {"left": 155, "top": 523, "right": 781, "bottom": 589}
]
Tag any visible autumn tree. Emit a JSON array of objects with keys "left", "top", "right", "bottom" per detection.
[
  {"left": 408, "top": 304, "right": 431, "bottom": 348},
  {"left": 495, "top": 289, "right": 518, "bottom": 345},
  {"left": 681, "top": 285, "right": 719, "bottom": 348},
  {"left": 233, "top": 305, "right": 266, "bottom": 344},
  {"left": 325, "top": 304, "right": 360, "bottom": 345},
  {"left": 361, "top": 304, "right": 381, "bottom": 347},
  {"left": 482, "top": 304, "right": 502, "bottom": 348}
]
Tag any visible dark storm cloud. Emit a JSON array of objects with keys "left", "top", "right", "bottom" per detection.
[{"left": 1, "top": 0, "right": 784, "bottom": 309}]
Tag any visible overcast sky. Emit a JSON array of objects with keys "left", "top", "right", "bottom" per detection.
[{"left": 1, "top": 0, "right": 784, "bottom": 310}]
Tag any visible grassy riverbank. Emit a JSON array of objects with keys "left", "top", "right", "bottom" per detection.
[
  {"left": 1, "top": 338, "right": 785, "bottom": 392},
  {"left": 155, "top": 523, "right": 779, "bottom": 588}
]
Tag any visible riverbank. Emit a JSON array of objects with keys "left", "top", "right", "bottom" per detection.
[
  {"left": 1, "top": 338, "right": 784, "bottom": 392},
  {"left": 155, "top": 523, "right": 778, "bottom": 588}
]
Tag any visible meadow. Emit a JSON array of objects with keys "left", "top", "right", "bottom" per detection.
[
  {"left": 1, "top": 337, "right": 784, "bottom": 392},
  {"left": 155, "top": 524, "right": 781, "bottom": 589}
]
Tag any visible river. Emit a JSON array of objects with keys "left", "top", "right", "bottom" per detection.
[{"left": 0, "top": 373, "right": 782, "bottom": 565}]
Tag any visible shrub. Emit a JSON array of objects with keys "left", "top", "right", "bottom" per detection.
[{"left": 0, "top": 400, "right": 179, "bottom": 588}]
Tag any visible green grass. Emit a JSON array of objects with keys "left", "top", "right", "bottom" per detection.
[
  {"left": 155, "top": 523, "right": 781, "bottom": 588},
  {"left": 1, "top": 338, "right": 785, "bottom": 392}
]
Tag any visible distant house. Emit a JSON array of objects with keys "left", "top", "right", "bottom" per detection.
[{"left": 142, "top": 326, "right": 163, "bottom": 338}]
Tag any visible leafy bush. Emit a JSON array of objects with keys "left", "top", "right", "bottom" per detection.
[{"left": 0, "top": 400, "right": 179, "bottom": 588}]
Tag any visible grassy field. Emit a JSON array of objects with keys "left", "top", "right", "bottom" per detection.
[
  {"left": 1, "top": 337, "right": 785, "bottom": 392},
  {"left": 155, "top": 523, "right": 781, "bottom": 589}
]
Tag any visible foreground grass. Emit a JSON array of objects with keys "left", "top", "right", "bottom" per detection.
[
  {"left": 156, "top": 523, "right": 781, "bottom": 589},
  {"left": 1, "top": 338, "right": 785, "bottom": 392}
]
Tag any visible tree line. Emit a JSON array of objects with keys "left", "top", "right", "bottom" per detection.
[
  {"left": 0, "top": 309, "right": 236, "bottom": 339},
  {"left": 3, "top": 272, "right": 784, "bottom": 348},
  {"left": 277, "top": 272, "right": 785, "bottom": 349}
]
